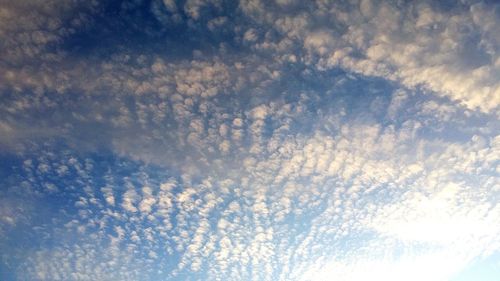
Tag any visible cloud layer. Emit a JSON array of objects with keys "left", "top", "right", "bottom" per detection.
[{"left": 0, "top": 0, "right": 499, "bottom": 280}]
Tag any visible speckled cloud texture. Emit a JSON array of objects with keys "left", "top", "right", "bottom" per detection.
[{"left": 0, "top": 0, "right": 499, "bottom": 280}]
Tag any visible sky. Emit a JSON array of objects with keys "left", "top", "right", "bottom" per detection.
[{"left": 0, "top": 0, "right": 499, "bottom": 280}]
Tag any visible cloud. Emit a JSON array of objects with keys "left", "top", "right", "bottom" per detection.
[
  {"left": 4, "top": 112, "right": 499, "bottom": 280},
  {"left": 237, "top": 0, "right": 500, "bottom": 113},
  {"left": 0, "top": 0, "right": 499, "bottom": 280}
]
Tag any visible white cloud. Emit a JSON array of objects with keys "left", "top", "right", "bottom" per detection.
[
  {"left": 1, "top": 1, "right": 499, "bottom": 280},
  {"left": 122, "top": 189, "right": 140, "bottom": 213},
  {"left": 239, "top": 0, "right": 500, "bottom": 113}
]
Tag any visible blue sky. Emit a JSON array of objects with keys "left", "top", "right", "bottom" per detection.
[{"left": 0, "top": 0, "right": 499, "bottom": 280}]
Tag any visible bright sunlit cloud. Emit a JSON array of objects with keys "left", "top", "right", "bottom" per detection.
[{"left": 301, "top": 251, "right": 469, "bottom": 281}]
